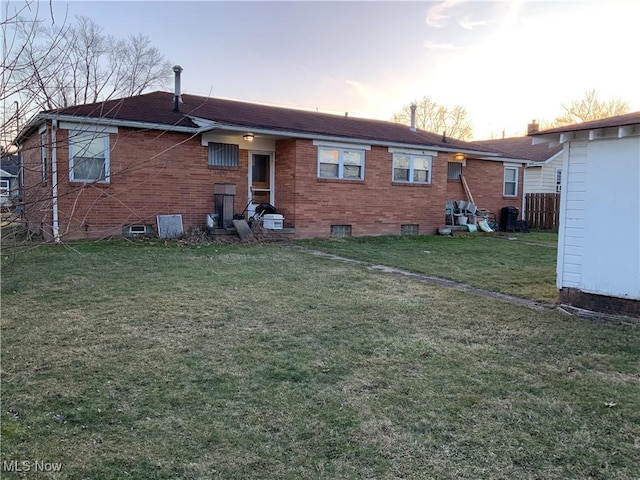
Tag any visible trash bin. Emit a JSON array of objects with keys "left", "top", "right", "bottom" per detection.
[{"left": 500, "top": 206, "right": 519, "bottom": 231}]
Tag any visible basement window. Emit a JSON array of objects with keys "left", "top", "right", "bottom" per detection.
[
  {"left": 330, "top": 225, "right": 352, "bottom": 238},
  {"left": 401, "top": 224, "right": 419, "bottom": 235}
]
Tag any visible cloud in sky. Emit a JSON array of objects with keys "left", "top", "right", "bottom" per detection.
[
  {"left": 423, "top": 41, "right": 461, "bottom": 51},
  {"left": 459, "top": 16, "right": 491, "bottom": 30},
  {"left": 425, "top": 0, "right": 464, "bottom": 27}
]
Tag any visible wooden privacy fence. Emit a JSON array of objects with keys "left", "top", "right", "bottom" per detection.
[{"left": 525, "top": 193, "right": 561, "bottom": 231}]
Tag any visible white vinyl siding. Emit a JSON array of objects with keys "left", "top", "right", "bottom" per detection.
[
  {"left": 559, "top": 138, "right": 640, "bottom": 299},
  {"left": 557, "top": 141, "right": 587, "bottom": 288}
]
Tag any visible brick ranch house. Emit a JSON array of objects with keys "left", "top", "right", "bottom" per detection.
[{"left": 17, "top": 76, "right": 527, "bottom": 241}]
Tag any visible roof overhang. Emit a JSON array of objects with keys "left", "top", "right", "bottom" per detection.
[
  {"left": 531, "top": 123, "right": 640, "bottom": 147},
  {"left": 14, "top": 112, "right": 203, "bottom": 145},
  {"left": 14, "top": 112, "right": 509, "bottom": 160},
  {"left": 193, "top": 118, "right": 503, "bottom": 157}
]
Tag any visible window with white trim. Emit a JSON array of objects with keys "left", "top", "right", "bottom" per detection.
[
  {"left": 0, "top": 179, "right": 9, "bottom": 196},
  {"left": 69, "top": 131, "right": 110, "bottom": 183},
  {"left": 318, "top": 146, "right": 365, "bottom": 180},
  {"left": 503, "top": 166, "right": 518, "bottom": 196},
  {"left": 393, "top": 153, "right": 431, "bottom": 184},
  {"left": 41, "top": 131, "right": 48, "bottom": 182},
  {"left": 555, "top": 168, "right": 562, "bottom": 193}
]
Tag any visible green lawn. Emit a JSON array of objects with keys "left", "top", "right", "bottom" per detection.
[
  {"left": 296, "top": 232, "right": 559, "bottom": 303},
  {"left": 1, "top": 238, "right": 638, "bottom": 479}
]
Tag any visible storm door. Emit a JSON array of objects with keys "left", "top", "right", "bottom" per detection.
[{"left": 249, "top": 152, "right": 273, "bottom": 206}]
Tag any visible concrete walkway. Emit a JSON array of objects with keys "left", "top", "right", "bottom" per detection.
[{"left": 300, "top": 248, "right": 553, "bottom": 312}]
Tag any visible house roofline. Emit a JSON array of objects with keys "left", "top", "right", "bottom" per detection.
[
  {"left": 16, "top": 112, "right": 510, "bottom": 160},
  {"left": 524, "top": 149, "right": 563, "bottom": 167},
  {"left": 196, "top": 120, "right": 503, "bottom": 157}
]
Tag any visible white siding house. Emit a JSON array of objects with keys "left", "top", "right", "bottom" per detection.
[
  {"left": 523, "top": 151, "right": 564, "bottom": 194},
  {"left": 531, "top": 112, "right": 640, "bottom": 317},
  {"left": 474, "top": 133, "right": 563, "bottom": 219}
]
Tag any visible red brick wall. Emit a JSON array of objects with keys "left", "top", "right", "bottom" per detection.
[
  {"left": 25, "top": 127, "right": 248, "bottom": 240},
  {"left": 450, "top": 159, "right": 524, "bottom": 222},
  {"left": 21, "top": 125, "right": 53, "bottom": 239},
  {"left": 22, "top": 126, "right": 525, "bottom": 241},
  {"left": 272, "top": 139, "right": 450, "bottom": 238}
]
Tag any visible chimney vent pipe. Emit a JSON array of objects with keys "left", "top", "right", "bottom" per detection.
[
  {"left": 173, "top": 65, "right": 183, "bottom": 112},
  {"left": 409, "top": 103, "right": 417, "bottom": 132}
]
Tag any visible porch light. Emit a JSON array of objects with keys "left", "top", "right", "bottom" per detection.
[
  {"left": 454, "top": 153, "right": 465, "bottom": 161},
  {"left": 243, "top": 133, "right": 254, "bottom": 142}
]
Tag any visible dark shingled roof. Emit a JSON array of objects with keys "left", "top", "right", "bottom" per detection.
[
  {"left": 47, "top": 91, "right": 499, "bottom": 153},
  {"left": 1, "top": 154, "right": 20, "bottom": 176},
  {"left": 530, "top": 111, "right": 640, "bottom": 136},
  {"left": 473, "top": 136, "right": 562, "bottom": 163}
]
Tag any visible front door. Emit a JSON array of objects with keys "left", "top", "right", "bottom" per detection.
[{"left": 250, "top": 152, "right": 273, "bottom": 206}]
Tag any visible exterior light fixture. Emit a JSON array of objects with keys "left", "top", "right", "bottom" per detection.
[
  {"left": 454, "top": 153, "right": 465, "bottom": 161},
  {"left": 243, "top": 133, "right": 254, "bottom": 142}
]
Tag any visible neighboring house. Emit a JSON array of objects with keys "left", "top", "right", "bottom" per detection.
[
  {"left": 474, "top": 122, "right": 564, "bottom": 211},
  {"left": 0, "top": 153, "right": 20, "bottom": 207},
  {"left": 530, "top": 112, "right": 640, "bottom": 317},
  {"left": 15, "top": 68, "right": 527, "bottom": 241}
]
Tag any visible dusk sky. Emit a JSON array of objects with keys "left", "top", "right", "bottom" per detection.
[{"left": 11, "top": 0, "right": 640, "bottom": 139}]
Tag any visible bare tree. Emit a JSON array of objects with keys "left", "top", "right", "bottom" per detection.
[
  {"left": 1, "top": 2, "right": 173, "bottom": 249},
  {"left": 391, "top": 96, "right": 473, "bottom": 141},
  {"left": 4, "top": 11, "right": 171, "bottom": 132},
  {"left": 553, "top": 89, "right": 630, "bottom": 126}
]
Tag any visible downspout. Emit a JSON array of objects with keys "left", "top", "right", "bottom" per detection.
[{"left": 51, "top": 119, "right": 60, "bottom": 243}]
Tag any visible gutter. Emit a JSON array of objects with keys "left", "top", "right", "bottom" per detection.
[
  {"left": 51, "top": 120, "right": 60, "bottom": 243},
  {"left": 193, "top": 119, "right": 504, "bottom": 158}
]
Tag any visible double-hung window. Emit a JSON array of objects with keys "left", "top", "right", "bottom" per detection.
[
  {"left": 503, "top": 165, "right": 519, "bottom": 196},
  {"left": 0, "top": 180, "right": 9, "bottom": 197},
  {"left": 316, "top": 142, "right": 367, "bottom": 180},
  {"left": 389, "top": 148, "right": 436, "bottom": 184},
  {"left": 555, "top": 168, "right": 562, "bottom": 193},
  {"left": 69, "top": 131, "right": 110, "bottom": 183},
  {"left": 393, "top": 154, "right": 432, "bottom": 183}
]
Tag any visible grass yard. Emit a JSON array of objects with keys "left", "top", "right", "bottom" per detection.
[
  {"left": 297, "top": 232, "right": 559, "bottom": 304},
  {"left": 1, "top": 239, "right": 638, "bottom": 479}
]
